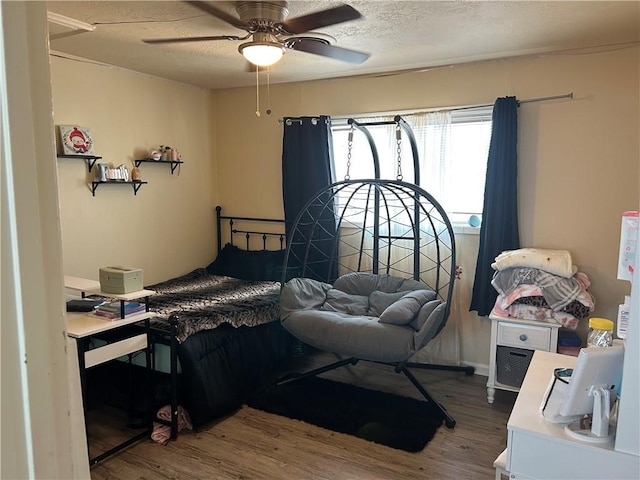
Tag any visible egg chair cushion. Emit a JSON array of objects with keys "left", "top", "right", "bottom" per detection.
[{"left": 280, "top": 274, "right": 446, "bottom": 363}]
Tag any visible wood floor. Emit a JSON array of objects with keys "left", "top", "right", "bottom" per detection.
[{"left": 88, "top": 352, "right": 517, "bottom": 480}]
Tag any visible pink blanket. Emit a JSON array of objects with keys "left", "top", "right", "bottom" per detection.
[
  {"left": 151, "top": 405, "right": 193, "bottom": 445},
  {"left": 493, "top": 300, "right": 580, "bottom": 330},
  {"left": 495, "top": 275, "right": 594, "bottom": 312}
]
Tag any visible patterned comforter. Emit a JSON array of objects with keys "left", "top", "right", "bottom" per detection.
[{"left": 147, "top": 268, "right": 281, "bottom": 343}]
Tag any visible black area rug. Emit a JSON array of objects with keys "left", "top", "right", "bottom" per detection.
[{"left": 246, "top": 376, "right": 444, "bottom": 452}]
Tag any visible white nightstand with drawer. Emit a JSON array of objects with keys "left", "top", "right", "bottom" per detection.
[{"left": 487, "top": 309, "right": 561, "bottom": 403}]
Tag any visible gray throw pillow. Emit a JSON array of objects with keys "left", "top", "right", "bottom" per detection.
[
  {"left": 321, "top": 289, "right": 369, "bottom": 315},
  {"left": 368, "top": 290, "right": 407, "bottom": 317},
  {"left": 378, "top": 290, "right": 433, "bottom": 325},
  {"left": 333, "top": 272, "right": 379, "bottom": 296},
  {"left": 374, "top": 274, "right": 431, "bottom": 293},
  {"left": 410, "top": 299, "right": 445, "bottom": 331},
  {"left": 280, "top": 277, "right": 333, "bottom": 320},
  {"left": 413, "top": 301, "right": 447, "bottom": 346}
]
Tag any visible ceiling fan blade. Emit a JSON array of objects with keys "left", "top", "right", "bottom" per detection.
[
  {"left": 185, "top": 0, "right": 247, "bottom": 30},
  {"left": 143, "top": 34, "right": 246, "bottom": 44},
  {"left": 280, "top": 4, "right": 362, "bottom": 34},
  {"left": 288, "top": 38, "right": 369, "bottom": 64}
]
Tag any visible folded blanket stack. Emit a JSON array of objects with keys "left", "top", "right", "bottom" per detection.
[{"left": 490, "top": 248, "right": 594, "bottom": 330}]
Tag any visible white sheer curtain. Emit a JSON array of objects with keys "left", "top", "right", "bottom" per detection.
[
  {"left": 334, "top": 111, "right": 461, "bottom": 365},
  {"left": 408, "top": 111, "right": 460, "bottom": 365},
  {"left": 333, "top": 111, "right": 452, "bottom": 185},
  {"left": 409, "top": 111, "right": 452, "bottom": 204}
]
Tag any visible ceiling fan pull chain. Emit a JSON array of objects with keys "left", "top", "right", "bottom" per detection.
[
  {"left": 395, "top": 122, "right": 403, "bottom": 181},
  {"left": 266, "top": 68, "right": 272, "bottom": 115},
  {"left": 255, "top": 65, "right": 260, "bottom": 117}
]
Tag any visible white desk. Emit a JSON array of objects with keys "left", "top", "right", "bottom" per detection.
[
  {"left": 67, "top": 311, "right": 151, "bottom": 368},
  {"left": 65, "top": 277, "right": 155, "bottom": 465},
  {"left": 506, "top": 350, "right": 640, "bottom": 479},
  {"left": 64, "top": 275, "right": 101, "bottom": 294},
  {"left": 65, "top": 274, "right": 155, "bottom": 318}
]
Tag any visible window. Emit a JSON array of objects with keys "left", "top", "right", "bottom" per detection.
[{"left": 331, "top": 107, "right": 492, "bottom": 225}]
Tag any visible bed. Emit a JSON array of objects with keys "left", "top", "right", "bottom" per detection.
[{"left": 147, "top": 206, "right": 296, "bottom": 435}]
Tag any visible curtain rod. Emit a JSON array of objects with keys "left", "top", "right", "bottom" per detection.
[
  {"left": 278, "top": 92, "right": 574, "bottom": 124},
  {"left": 519, "top": 92, "right": 573, "bottom": 104},
  {"left": 453, "top": 92, "right": 574, "bottom": 112},
  {"left": 277, "top": 116, "right": 329, "bottom": 126}
]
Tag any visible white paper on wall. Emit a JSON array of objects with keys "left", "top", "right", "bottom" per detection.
[{"left": 618, "top": 211, "right": 639, "bottom": 282}]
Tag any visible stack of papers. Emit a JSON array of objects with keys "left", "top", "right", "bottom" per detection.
[{"left": 93, "top": 301, "right": 146, "bottom": 320}]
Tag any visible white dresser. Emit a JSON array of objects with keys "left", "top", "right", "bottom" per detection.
[
  {"left": 505, "top": 350, "right": 639, "bottom": 479},
  {"left": 487, "top": 310, "right": 561, "bottom": 403}
]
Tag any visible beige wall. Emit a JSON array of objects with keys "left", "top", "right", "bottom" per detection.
[
  {"left": 51, "top": 57, "right": 217, "bottom": 285},
  {"left": 214, "top": 46, "right": 639, "bottom": 368},
  {"left": 50, "top": 46, "right": 639, "bottom": 369}
]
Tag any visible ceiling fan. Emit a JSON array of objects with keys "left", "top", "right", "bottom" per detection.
[{"left": 143, "top": 1, "right": 369, "bottom": 68}]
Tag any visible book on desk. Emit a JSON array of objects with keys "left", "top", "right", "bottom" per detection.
[{"left": 91, "top": 301, "right": 147, "bottom": 320}]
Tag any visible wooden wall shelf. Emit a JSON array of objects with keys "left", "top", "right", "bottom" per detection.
[
  {"left": 57, "top": 154, "right": 103, "bottom": 172},
  {"left": 134, "top": 159, "right": 183, "bottom": 174},
  {"left": 91, "top": 181, "right": 147, "bottom": 196}
]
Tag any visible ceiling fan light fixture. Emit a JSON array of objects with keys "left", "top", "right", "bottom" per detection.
[{"left": 239, "top": 41, "right": 285, "bottom": 67}]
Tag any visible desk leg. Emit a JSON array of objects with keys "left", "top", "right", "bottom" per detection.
[
  {"left": 90, "top": 430, "right": 150, "bottom": 466},
  {"left": 75, "top": 337, "right": 93, "bottom": 461},
  {"left": 76, "top": 326, "right": 153, "bottom": 466},
  {"left": 76, "top": 337, "right": 88, "bottom": 411},
  {"left": 170, "top": 316, "right": 179, "bottom": 439},
  {"left": 144, "top": 319, "right": 152, "bottom": 426},
  {"left": 66, "top": 337, "right": 91, "bottom": 478}
]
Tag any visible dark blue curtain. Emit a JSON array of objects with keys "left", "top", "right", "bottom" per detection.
[
  {"left": 470, "top": 97, "right": 520, "bottom": 316},
  {"left": 282, "top": 116, "right": 337, "bottom": 281}
]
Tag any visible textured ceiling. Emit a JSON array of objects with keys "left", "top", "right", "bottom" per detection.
[{"left": 47, "top": 0, "right": 640, "bottom": 90}]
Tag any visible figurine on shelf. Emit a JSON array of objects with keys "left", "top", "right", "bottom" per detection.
[
  {"left": 159, "top": 145, "right": 171, "bottom": 162},
  {"left": 116, "top": 164, "right": 129, "bottom": 181},
  {"left": 97, "top": 163, "right": 108, "bottom": 182},
  {"left": 148, "top": 150, "right": 162, "bottom": 161},
  {"left": 131, "top": 166, "right": 142, "bottom": 182}
]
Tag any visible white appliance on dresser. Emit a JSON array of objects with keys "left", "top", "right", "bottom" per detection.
[
  {"left": 613, "top": 210, "right": 640, "bottom": 457},
  {"left": 614, "top": 254, "right": 639, "bottom": 457}
]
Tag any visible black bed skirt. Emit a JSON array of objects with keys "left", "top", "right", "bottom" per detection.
[{"left": 178, "top": 320, "right": 297, "bottom": 427}]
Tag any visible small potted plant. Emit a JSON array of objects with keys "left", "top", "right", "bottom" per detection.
[{"left": 159, "top": 145, "right": 171, "bottom": 162}]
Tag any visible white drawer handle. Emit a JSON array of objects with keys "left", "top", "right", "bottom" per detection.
[{"left": 519, "top": 334, "right": 528, "bottom": 341}]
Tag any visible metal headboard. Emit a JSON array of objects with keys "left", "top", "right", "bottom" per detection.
[{"left": 215, "top": 205, "right": 286, "bottom": 252}]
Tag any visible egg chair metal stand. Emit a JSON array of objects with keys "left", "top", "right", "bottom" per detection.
[{"left": 279, "top": 116, "right": 475, "bottom": 428}]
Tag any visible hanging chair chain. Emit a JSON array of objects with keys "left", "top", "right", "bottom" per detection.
[
  {"left": 345, "top": 124, "right": 354, "bottom": 181},
  {"left": 395, "top": 123, "right": 403, "bottom": 181}
]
